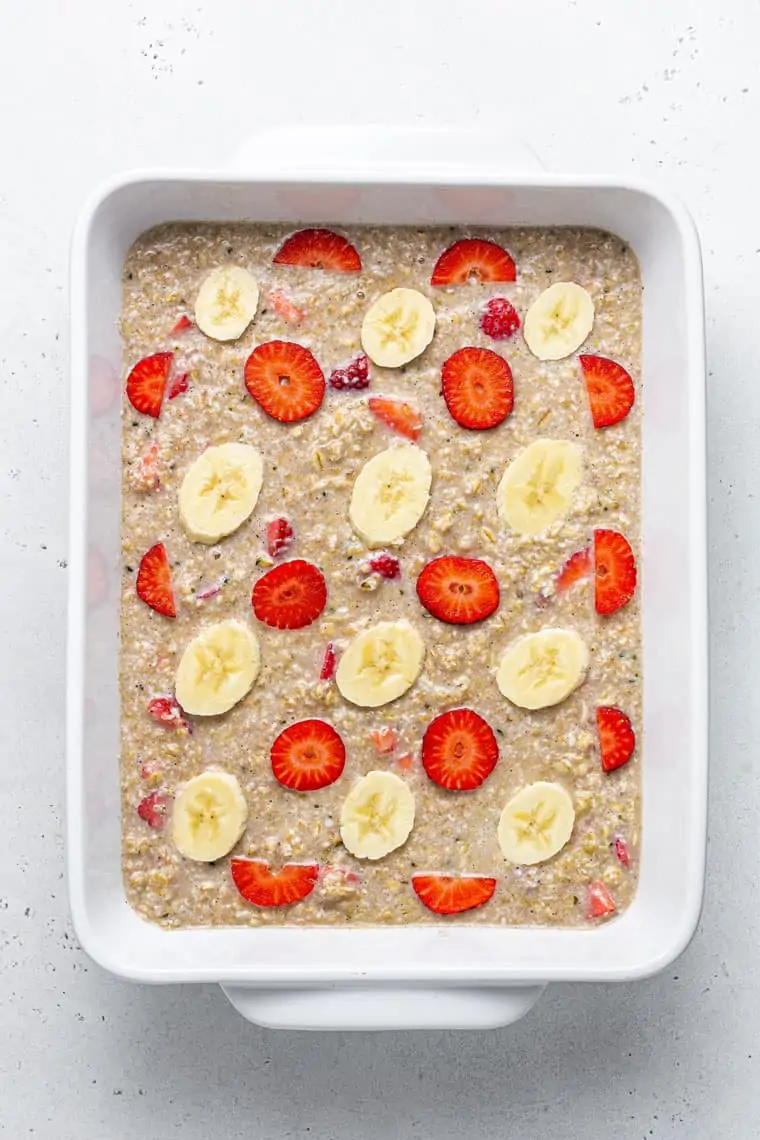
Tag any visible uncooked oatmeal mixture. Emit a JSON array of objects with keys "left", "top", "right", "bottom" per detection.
[{"left": 119, "top": 223, "right": 642, "bottom": 928}]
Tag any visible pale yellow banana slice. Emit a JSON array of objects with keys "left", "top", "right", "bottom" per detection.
[
  {"left": 336, "top": 620, "right": 425, "bottom": 708},
  {"left": 175, "top": 619, "right": 260, "bottom": 716},
  {"left": 496, "top": 628, "right": 588, "bottom": 710},
  {"left": 194, "top": 265, "right": 259, "bottom": 341},
  {"left": 523, "top": 281, "right": 594, "bottom": 360},
  {"left": 350, "top": 444, "right": 432, "bottom": 547},
  {"left": 172, "top": 770, "right": 248, "bottom": 862},
  {"left": 496, "top": 438, "right": 582, "bottom": 535},
  {"left": 361, "top": 288, "right": 436, "bottom": 367},
  {"left": 498, "top": 781, "right": 575, "bottom": 865},
  {"left": 340, "top": 770, "right": 415, "bottom": 859},
  {"left": 179, "top": 442, "right": 263, "bottom": 544}
]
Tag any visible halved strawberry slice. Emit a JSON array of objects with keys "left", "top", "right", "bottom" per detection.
[
  {"left": 594, "top": 529, "right": 637, "bottom": 615},
  {"left": 252, "top": 559, "right": 327, "bottom": 629},
  {"left": 416, "top": 556, "right": 499, "bottom": 624},
  {"left": 412, "top": 874, "right": 497, "bottom": 915},
  {"left": 431, "top": 238, "right": 516, "bottom": 286},
  {"left": 597, "top": 706, "right": 636, "bottom": 772},
  {"left": 557, "top": 547, "right": 592, "bottom": 593},
  {"left": 587, "top": 881, "right": 617, "bottom": 919},
  {"left": 266, "top": 517, "right": 294, "bottom": 558},
  {"left": 441, "top": 346, "right": 514, "bottom": 430},
  {"left": 125, "top": 352, "right": 173, "bottom": 418},
  {"left": 244, "top": 340, "right": 325, "bottom": 423},
  {"left": 230, "top": 859, "right": 320, "bottom": 907},
  {"left": 273, "top": 228, "right": 361, "bottom": 272},
  {"left": 271, "top": 718, "right": 346, "bottom": 791},
  {"left": 368, "top": 396, "right": 422, "bottom": 441},
  {"left": 136, "top": 542, "right": 176, "bottom": 617},
  {"left": 421, "top": 707, "right": 499, "bottom": 791},
  {"left": 579, "top": 354, "right": 635, "bottom": 429}
]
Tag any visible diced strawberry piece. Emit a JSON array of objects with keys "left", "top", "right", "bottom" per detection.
[
  {"left": 441, "top": 346, "right": 514, "bottom": 430},
  {"left": 587, "top": 881, "right": 617, "bottom": 919},
  {"left": 368, "top": 553, "right": 401, "bottom": 580},
  {"left": 136, "top": 542, "right": 176, "bottom": 617},
  {"left": 371, "top": 727, "right": 399, "bottom": 754},
  {"left": 594, "top": 529, "right": 637, "bottom": 615},
  {"left": 579, "top": 354, "right": 635, "bottom": 429},
  {"left": 396, "top": 752, "right": 414, "bottom": 771},
  {"left": 230, "top": 859, "right": 320, "bottom": 907},
  {"left": 87, "top": 545, "right": 108, "bottom": 608},
  {"left": 244, "top": 340, "right": 325, "bottom": 423},
  {"left": 412, "top": 874, "right": 497, "bottom": 915},
  {"left": 269, "top": 287, "right": 306, "bottom": 325},
  {"left": 597, "top": 706, "right": 636, "bottom": 772},
  {"left": 421, "top": 707, "right": 499, "bottom": 791},
  {"left": 128, "top": 440, "right": 161, "bottom": 492},
  {"left": 368, "top": 397, "right": 422, "bottom": 441},
  {"left": 271, "top": 718, "right": 346, "bottom": 791},
  {"left": 266, "top": 517, "right": 295, "bottom": 558},
  {"left": 319, "top": 642, "right": 337, "bottom": 680},
  {"left": 147, "top": 695, "right": 189, "bottom": 731},
  {"left": 167, "top": 372, "right": 190, "bottom": 400},
  {"left": 195, "top": 575, "right": 228, "bottom": 602},
  {"left": 171, "top": 315, "right": 193, "bottom": 334},
  {"left": 416, "top": 556, "right": 499, "bottom": 625},
  {"left": 614, "top": 836, "right": 632, "bottom": 868},
  {"left": 557, "top": 547, "right": 592, "bottom": 593},
  {"left": 431, "top": 239, "right": 516, "bottom": 286},
  {"left": 328, "top": 354, "right": 370, "bottom": 391},
  {"left": 137, "top": 791, "right": 169, "bottom": 830},
  {"left": 480, "top": 296, "right": 521, "bottom": 340},
  {"left": 252, "top": 559, "right": 327, "bottom": 629},
  {"left": 273, "top": 228, "right": 361, "bottom": 272},
  {"left": 125, "top": 352, "right": 173, "bottom": 418}
]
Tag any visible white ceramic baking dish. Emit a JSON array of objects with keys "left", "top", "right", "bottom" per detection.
[{"left": 67, "top": 126, "right": 708, "bottom": 1031}]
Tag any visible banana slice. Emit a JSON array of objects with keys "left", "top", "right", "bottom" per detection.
[
  {"left": 194, "top": 265, "right": 259, "bottom": 341},
  {"left": 523, "top": 281, "right": 594, "bottom": 361},
  {"left": 361, "top": 288, "right": 436, "bottom": 367},
  {"left": 496, "top": 438, "right": 582, "bottom": 536},
  {"left": 350, "top": 445, "right": 432, "bottom": 547},
  {"left": 340, "top": 770, "right": 415, "bottom": 859},
  {"left": 179, "top": 443, "right": 263, "bottom": 544},
  {"left": 172, "top": 770, "right": 248, "bottom": 862},
  {"left": 175, "top": 619, "right": 260, "bottom": 716},
  {"left": 498, "top": 781, "right": 575, "bottom": 865},
  {"left": 337, "top": 620, "right": 425, "bottom": 708},
  {"left": 496, "top": 628, "right": 589, "bottom": 710}
]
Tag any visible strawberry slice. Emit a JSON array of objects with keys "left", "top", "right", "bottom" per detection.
[
  {"left": 230, "top": 859, "right": 319, "bottom": 907},
  {"left": 614, "top": 836, "right": 632, "bottom": 868},
  {"left": 431, "top": 238, "right": 516, "bottom": 286},
  {"left": 579, "top": 354, "right": 635, "bottom": 429},
  {"left": 273, "top": 228, "right": 361, "bottom": 272},
  {"left": 557, "top": 547, "right": 592, "bottom": 593},
  {"left": 412, "top": 874, "right": 497, "bottom": 915},
  {"left": 421, "top": 707, "right": 499, "bottom": 790},
  {"left": 167, "top": 372, "right": 190, "bottom": 400},
  {"left": 137, "top": 791, "right": 169, "bottom": 830},
  {"left": 252, "top": 559, "right": 327, "bottom": 629},
  {"left": 271, "top": 718, "right": 346, "bottom": 791},
  {"left": 368, "top": 396, "right": 422, "bottom": 441},
  {"left": 594, "top": 529, "right": 637, "bottom": 615},
  {"left": 416, "top": 556, "right": 499, "bottom": 624},
  {"left": 136, "top": 542, "right": 176, "bottom": 617},
  {"left": 244, "top": 340, "right": 325, "bottom": 423},
  {"left": 147, "top": 695, "right": 190, "bottom": 731},
  {"left": 269, "top": 287, "right": 306, "bottom": 325},
  {"left": 171, "top": 315, "right": 193, "bottom": 334},
  {"left": 587, "top": 881, "right": 617, "bottom": 919},
  {"left": 480, "top": 296, "right": 521, "bottom": 340},
  {"left": 597, "top": 706, "right": 636, "bottom": 772},
  {"left": 266, "top": 517, "right": 294, "bottom": 558},
  {"left": 125, "top": 352, "right": 173, "bottom": 418},
  {"left": 441, "top": 346, "right": 514, "bottom": 430},
  {"left": 371, "top": 727, "right": 399, "bottom": 754},
  {"left": 319, "top": 642, "right": 337, "bottom": 680}
]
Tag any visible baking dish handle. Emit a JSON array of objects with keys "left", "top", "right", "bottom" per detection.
[{"left": 220, "top": 983, "right": 545, "bottom": 1031}]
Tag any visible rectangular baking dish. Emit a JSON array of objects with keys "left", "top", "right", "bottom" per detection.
[{"left": 67, "top": 127, "right": 707, "bottom": 1030}]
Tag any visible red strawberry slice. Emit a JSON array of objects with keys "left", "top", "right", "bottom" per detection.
[
  {"left": 147, "top": 695, "right": 190, "bottom": 731},
  {"left": 244, "top": 340, "right": 325, "bottom": 423},
  {"left": 367, "top": 553, "right": 401, "bottom": 580},
  {"left": 587, "top": 881, "right": 617, "bottom": 919},
  {"left": 431, "top": 238, "right": 516, "bottom": 286},
  {"left": 594, "top": 529, "right": 637, "bottom": 615},
  {"left": 171, "top": 315, "right": 193, "bottom": 334},
  {"left": 271, "top": 718, "right": 346, "bottom": 791},
  {"left": 412, "top": 874, "right": 497, "bottom": 915},
  {"left": 597, "top": 706, "right": 636, "bottom": 772},
  {"left": 480, "top": 296, "right": 521, "bottom": 340},
  {"left": 137, "top": 791, "right": 169, "bottom": 830},
  {"left": 252, "top": 559, "right": 327, "bottom": 629},
  {"left": 273, "top": 228, "right": 361, "bottom": 272},
  {"left": 319, "top": 642, "right": 337, "bottom": 680},
  {"left": 441, "top": 346, "right": 514, "bottom": 430},
  {"left": 125, "top": 352, "right": 173, "bottom": 418},
  {"left": 557, "top": 547, "right": 592, "bottom": 593},
  {"left": 416, "top": 556, "right": 500, "bottom": 625},
  {"left": 266, "top": 517, "right": 295, "bottom": 558},
  {"left": 136, "top": 542, "right": 176, "bottom": 617},
  {"left": 167, "top": 372, "right": 190, "bottom": 400},
  {"left": 421, "top": 707, "right": 499, "bottom": 791},
  {"left": 368, "top": 397, "right": 422, "bottom": 441},
  {"left": 579, "top": 354, "right": 635, "bottom": 429},
  {"left": 614, "top": 836, "right": 632, "bottom": 868},
  {"left": 230, "top": 859, "right": 319, "bottom": 907}
]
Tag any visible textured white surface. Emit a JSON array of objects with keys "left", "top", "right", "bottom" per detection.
[{"left": 0, "top": 0, "right": 748, "bottom": 1134}]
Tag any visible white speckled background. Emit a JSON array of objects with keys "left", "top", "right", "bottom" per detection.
[{"left": 0, "top": 0, "right": 748, "bottom": 1134}]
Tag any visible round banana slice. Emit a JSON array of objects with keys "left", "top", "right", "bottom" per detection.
[
  {"left": 361, "top": 288, "right": 436, "bottom": 368},
  {"left": 496, "top": 438, "right": 582, "bottom": 536},
  {"left": 172, "top": 770, "right": 248, "bottom": 862},
  {"left": 194, "top": 265, "right": 259, "bottom": 341},
  {"left": 179, "top": 442, "right": 263, "bottom": 544},
  {"left": 340, "top": 770, "right": 415, "bottom": 860},
  {"left": 496, "top": 628, "right": 589, "bottom": 710},
  {"left": 523, "top": 281, "right": 594, "bottom": 361},
  {"left": 350, "top": 444, "right": 432, "bottom": 547},
  {"left": 337, "top": 620, "right": 425, "bottom": 708},
  {"left": 175, "top": 619, "right": 260, "bottom": 716},
  {"left": 497, "top": 781, "right": 575, "bottom": 865}
]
